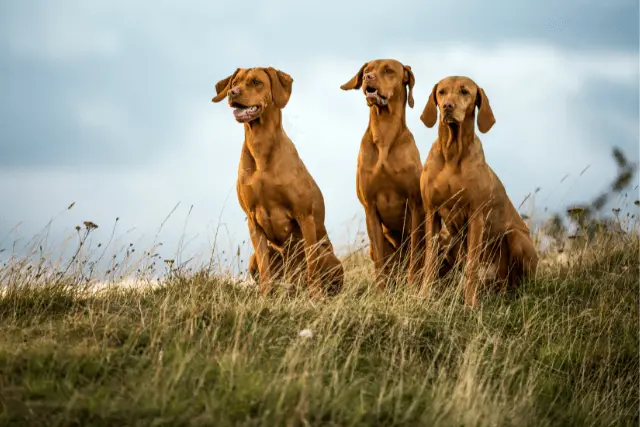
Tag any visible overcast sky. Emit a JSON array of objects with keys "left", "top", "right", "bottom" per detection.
[{"left": 1, "top": 0, "right": 638, "bottom": 272}]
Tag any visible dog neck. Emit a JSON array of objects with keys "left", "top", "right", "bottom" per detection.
[
  {"left": 367, "top": 91, "right": 407, "bottom": 150},
  {"left": 437, "top": 115, "right": 476, "bottom": 167},
  {"left": 242, "top": 105, "right": 283, "bottom": 170}
]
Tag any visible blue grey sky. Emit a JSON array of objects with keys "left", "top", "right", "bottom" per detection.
[{"left": 1, "top": 0, "right": 638, "bottom": 269}]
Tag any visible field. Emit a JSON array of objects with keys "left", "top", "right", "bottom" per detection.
[{"left": 0, "top": 223, "right": 638, "bottom": 426}]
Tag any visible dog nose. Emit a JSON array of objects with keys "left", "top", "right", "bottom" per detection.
[
  {"left": 443, "top": 101, "right": 455, "bottom": 110},
  {"left": 229, "top": 87, "right": 240, "bottom": 97},
  {"left": 364, "top": 73, "right": 376, "bottom": 81}
]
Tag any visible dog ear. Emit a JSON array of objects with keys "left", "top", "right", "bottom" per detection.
[
  {"left": 403, "top": 65, "right": 416, "bottom": 108},
  {"left": 476, "top": 86, "right": 496, "bottom": 133},
  {"left": 420, "top": 83, "right": 439, "bottom": 128},
  {"left": 212, "top": 69, "right": 240, "bottom": 103},
  {"left": 265, "top": 67, "right": 294, "bottom": 109},
  {"left": 340, "top": 62, "right": 368, "bottom": 91}
]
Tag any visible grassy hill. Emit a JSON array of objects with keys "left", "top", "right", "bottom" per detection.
[{"left": 0, "top": 228, "right": 638, "bottom": 426}]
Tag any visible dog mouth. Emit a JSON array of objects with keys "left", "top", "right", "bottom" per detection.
[
  {"left": 442, "top": 112, "right": 460, "bottom": 125},
  {"left": 364, "top": 86, "right": 388, "bottom": 106},
  {"left": 231, "top": 102, "right": 262, "bottom": 122}
]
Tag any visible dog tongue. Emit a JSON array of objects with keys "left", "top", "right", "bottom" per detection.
[
  {"left": 366, "top": 92, "right": 378, "bottom": 99},
  {"left": 233, "top": 109, "right": 248, "bottom": 119},
  {"left": 233, "top": 106, "right": 258, "bottom": 120}
]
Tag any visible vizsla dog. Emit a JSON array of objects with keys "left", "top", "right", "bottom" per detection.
[
  {"left": 341, "top": 59, "right": 425, "bottom": 288},
  {"left": 419, "top": 76, "right": 538, "bottom": 307},
  {"left": 212, "top": 67, "right": 344, "bottom": 296}
]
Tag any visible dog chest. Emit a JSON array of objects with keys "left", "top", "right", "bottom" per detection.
[
  {"left": 238, "top": 171, "right": 286, "bottom": 209},
  {"left": 426, "top": 173, "right": 468, "bottom": 210},
  {"left": 252, "top": 205, "right": 298, "bottom": 246}
]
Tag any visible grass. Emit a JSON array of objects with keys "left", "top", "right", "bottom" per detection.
[{"left": 0, "top": 227, "right": 638, "bottom": 427}]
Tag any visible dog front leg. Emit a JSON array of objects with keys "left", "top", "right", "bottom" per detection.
[
  {"left": 364, "top": 207, "right": 388, "bottom": 289},
  {"left": 247, "top": 218, "right": 273, "bottom": 295},
  {"left": 421, "top": 208, "right": 442, "bottom": 297},
  {"left": 297, "top": 215, "right": 322, "bottom": 297},
  {"left": 506, "top": 229, "right": 539, "bottom": 288},
  {"left": 408, "top": 199, "right": 426, "bottom": 288},
  {"left": 463, "top": 211, "right": 486, "bottom": 307}
]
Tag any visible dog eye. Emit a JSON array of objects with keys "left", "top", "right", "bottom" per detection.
[
  {"left": 385, "top": 68, "right": 394, "bottom": 74},
  {"left": 460, "top": 88, "right": 469, "bottom": 95},
  {"left": 252, "top": 79, "right": 261, "bottom": 86},
  {"left": 438, "top": 89, "right": 446, "bottom": 95}
]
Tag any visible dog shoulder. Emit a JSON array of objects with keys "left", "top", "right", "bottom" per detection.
[
  {"left": 472, "top": 135, "right": 487, "bottom": 160},
  {"left": 425, "top": 139, "right": 442, "bottom": 162}
]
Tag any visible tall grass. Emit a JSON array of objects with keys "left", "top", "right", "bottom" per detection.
[{"left": 0, "top": 221, "right": 637, "bottom": 426}]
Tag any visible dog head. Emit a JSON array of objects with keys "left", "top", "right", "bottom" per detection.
[
  {"left": 340, "top": 59, "right": 415, "bottom": 109},
  {"left": 420, "top": 76, "right": 495, "bottom": 133},
  {"left": 212, "top": 67, "right": 293, "bottom": 123}
]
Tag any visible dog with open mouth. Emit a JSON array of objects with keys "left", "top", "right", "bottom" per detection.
[
  {"left": 212, "top": 67, "right": 344, "bottom": 297},
  {"left": 340, "top": 59, "right": 425, "bottom": 290},
  {"left": 419, "top": 76, "right": 538, "bottom": 307}
]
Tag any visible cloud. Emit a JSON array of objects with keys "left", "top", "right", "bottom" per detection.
[
  {"left": 3, "top": 0, "right": 637, "bottom": 63},
  {"left": 1, "top": 2, "right": 121, "bottom": 61},
  {"left": 1, "top": 42, "right": 637, "bottom": 273},
  {"left": 2, "top": 0, "right": 637, "bottom": 168}
]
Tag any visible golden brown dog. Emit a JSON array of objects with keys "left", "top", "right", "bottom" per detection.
[
  {"left": 212, "top": 66, "right": 344, "bottom": 296},
  {"left": 419, "top": 76, "right": 538, "bottom": 307},
  {"left": 341, "top": 59, "right": 425, "bottom": 288}
]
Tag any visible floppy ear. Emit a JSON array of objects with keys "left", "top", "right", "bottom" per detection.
[
  {"left": 403, "top": 65, "right": 416, "bottom": 108},
  {"left": 340, "top": 62, "right": 368, "bottom": 90},
  {"left": 212, "top": 69, "right": 240, "bottom": 103},
  {"left": 420, "top": 83, "right": 439, "bottom": 128},
  {"left": 476, "top": 86, "right": 496, "bottom": 133},
  {"left": 265, "top": 67, "right": 294, "bottom": 109}
]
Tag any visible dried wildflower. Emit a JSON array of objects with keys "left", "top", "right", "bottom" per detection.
[
  {"left": 83, "top": 221, "right": 98, "bottom": 230},
  {"left": 634, "top": 200, "right": 639, "bottom": 206},
  {"left": 75, "top": 226, "right": 81, "bottom": 232},
  {"left": 566, "top": 206, "right": 587, "bottom": 221},
  {"left": 67, "top": 202, "right": 75, "bottom": 210},
  {"left": 567, "top": 206, "right": 584, "bottom": 215}
]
